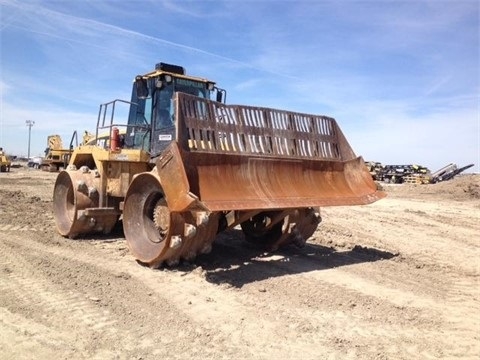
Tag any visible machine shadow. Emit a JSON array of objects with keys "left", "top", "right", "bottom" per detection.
[{"left": 195, "top": 229, "right": 397, "bottom": 288}]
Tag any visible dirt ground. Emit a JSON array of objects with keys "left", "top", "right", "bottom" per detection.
[{"left": 0, "top": 166, "right": 479, "bottom": 360}]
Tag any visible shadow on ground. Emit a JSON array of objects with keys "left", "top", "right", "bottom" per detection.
[
  {"left": 192, "top": 229, "right": 398, "bottom": 288},
  {"left": 69, "top": 223, "right": 397, "bottom": 287}
]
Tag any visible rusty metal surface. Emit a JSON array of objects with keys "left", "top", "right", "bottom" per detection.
[
  {"left": 176, "top": 93, "right": 356, "bottom": 161},
  {"left": 53, "top": 170, "right": 119, "bottom": 238},
  {"left": 154, "top": 142, "right": 201, "bottom": 212},
  {"left": 183, "top": 152, "right": 382, "bottom": 210},
  {"left": 172, "top": 93, "right": 384, "bottom": 211},
  {"left": 123, "top": 171, "right": 220, "bottom": 267}
]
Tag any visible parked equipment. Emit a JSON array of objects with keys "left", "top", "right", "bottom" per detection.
[
  {"left": 430, "top": 163, "right": 475, "bottom": 183},
  {"left": 378, "top": 164, "right": 430, "bottom": 184},
  {"left": 367, "top": 161, "right": 475, "bottom": 185},
  {"left": 365, "top": 161, "right": 384, "bottom": 181},
  {"left": 0, "top": 147, "right": 11, "bottom": 172},
  {"left": 41, "top": 135, "right": 72, "bottom": 171},
  {"left": 53, "top": 62, "right": 384, "bottom": 267}
]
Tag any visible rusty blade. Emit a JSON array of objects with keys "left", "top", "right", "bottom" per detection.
[
  {"left": 182, "top": 151, "right": 384, "bottom": 211},
  {"left": 161, "top": 93, "right": 385, "bottom": 213}
]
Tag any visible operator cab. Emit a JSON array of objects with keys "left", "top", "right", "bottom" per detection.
[{"left": 125, "top": 62, "right": 225, "bottom": 157}]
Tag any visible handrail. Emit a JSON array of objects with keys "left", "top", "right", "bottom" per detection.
[{"left": 96, "top": 99, "right": 138, "bottom": 145}]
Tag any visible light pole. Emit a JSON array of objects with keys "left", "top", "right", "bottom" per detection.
[{"left": 26, "top": 120, "right": 35, "bottom": 159}]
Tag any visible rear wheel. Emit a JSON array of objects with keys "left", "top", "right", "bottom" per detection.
[
  {"left": 53, "top": 171, "right": 87, "bottom": 237},
  {"left": 53, "top": 169, "right": 118, "bottom": 238},
  {"left": 241, "top": 208, "right": 321, "bottom": 251},
  {"left": 241, "top": 211, "right": 284, "bottom": 246}
]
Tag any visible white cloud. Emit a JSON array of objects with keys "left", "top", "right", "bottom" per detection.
[{"left": 0, "top": 100, "right": 97, "bottom": 156}]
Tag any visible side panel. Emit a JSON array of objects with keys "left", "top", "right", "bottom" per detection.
[
  {"left": 68, "top": 146, "right": 152, "bottom": 201},
  {"left": 106, "top": 161, "right": 152, "bottom": 197}
]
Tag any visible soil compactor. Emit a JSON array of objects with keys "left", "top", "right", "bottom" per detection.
[
  {"left": 41, "top": 135, "right": 72, "bottom": 171},
  {"left": 53, "top": 62, "right": 385, "bottom": 267}
]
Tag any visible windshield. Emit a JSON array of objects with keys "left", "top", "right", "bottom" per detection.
[
  {"left": 154, "top": 78, "right": 209, "bottom": 130},
  {"left": 126, "top": 75, "right": 210, "bottom": 155},
  {"left": 150, "top": 77, "right": 210, "bottom": 156}
]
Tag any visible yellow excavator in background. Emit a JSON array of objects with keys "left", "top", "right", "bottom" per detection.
[{"left": 53, "top": 62, "right": 385, "bottom": 267}]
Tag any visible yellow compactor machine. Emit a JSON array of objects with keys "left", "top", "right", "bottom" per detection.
[
  {"left": 53, "top": 62, "right": 385, "bottom": 267},
  {"left": 41, "top": 135, "right": 72, "bottom": 171}
]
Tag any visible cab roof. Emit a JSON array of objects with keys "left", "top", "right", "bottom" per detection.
[{"left": 139, "top": 62, "right": 215, "bottom": 85}]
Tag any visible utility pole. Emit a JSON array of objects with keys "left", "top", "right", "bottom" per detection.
[{"left": 26, "top": 120, "right": 35, "bottom": 159}]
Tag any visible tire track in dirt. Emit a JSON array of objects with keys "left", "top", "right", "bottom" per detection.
[
  {"left": 320, "top": 200, "right": 480, "bottom": 276},
  {"left": 1, "top": 232, "right": 341, "bottom": 359},
  {"left": 199, "top": 220, "right": 478, "bottom": 359},
  {"left": 309, "top": 267, "right": 478, "bottom": 357},
  {"left": 1, "top": 234, "right": 241, "bottom": 359},
  {"left": 0, "top": 238, "right": 129, "bottom": 358},
  {"left": 313, "top": 200, "right": 480, "bottom": 359},
  {"left": 0, "top": 224, "right": 44, "bottom": 231},
  {"left": 93, "top": 251, "right": 340, "bottom": 358},
  {"left": 199, "top": 241, "right": 448, "bottom": 359},
  {"left": 0, "top": 307, "right": 75, "bottom": 360},
  {"left": 277, "top": 253, "right": 476, "bottom": 359}
]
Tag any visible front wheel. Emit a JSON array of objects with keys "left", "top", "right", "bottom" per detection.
[{"left": 123, "top": 172, "right": 172, "bottom": 266}]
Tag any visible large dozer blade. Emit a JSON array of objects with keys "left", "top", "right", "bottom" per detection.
[
  {"left": 157, "top": 144, "right": 382, "bottom": 212},
  {"left": 157, "top": 93, "right": 384, "bottom": 213},
  {"left": 123, "top": 94, "right": 385, "bottom": 268}
]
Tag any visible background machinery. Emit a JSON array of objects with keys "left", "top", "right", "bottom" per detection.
[
  {"left": 430, "top": 163, "right": 474, "bottom": 183},
  {"left": 377, "top": 164, "right": 430, "bottom": 184},
  {"left": 366, "top": 161, "right": 474, "bottom": 184},
  {"left": 41, "top": 135, "right": 72, "bottom": 171},
  {"left": 53, "top": 62, "right": 384, "bottom": 267},
  {"left": 0, "top": 148, "right": 11, "bottom": 172}
]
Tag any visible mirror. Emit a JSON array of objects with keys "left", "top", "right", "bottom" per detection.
[{"left": 216, "top": 90, "right": 223, "bottom": 103}]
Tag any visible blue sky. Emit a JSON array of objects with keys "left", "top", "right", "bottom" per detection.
[{"left": 0, "top": 0, "right": 478, "bottom": 172}]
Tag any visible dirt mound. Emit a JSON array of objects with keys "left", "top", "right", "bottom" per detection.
[
  {"left": 382, "top": 174, "right": 479, "bottom": 201},
  {"left": 0, "top": 189, "right": 54, "bottom": 231},
  {"left": 433, "top": 174, "right": 480, "bottom": 199}
]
